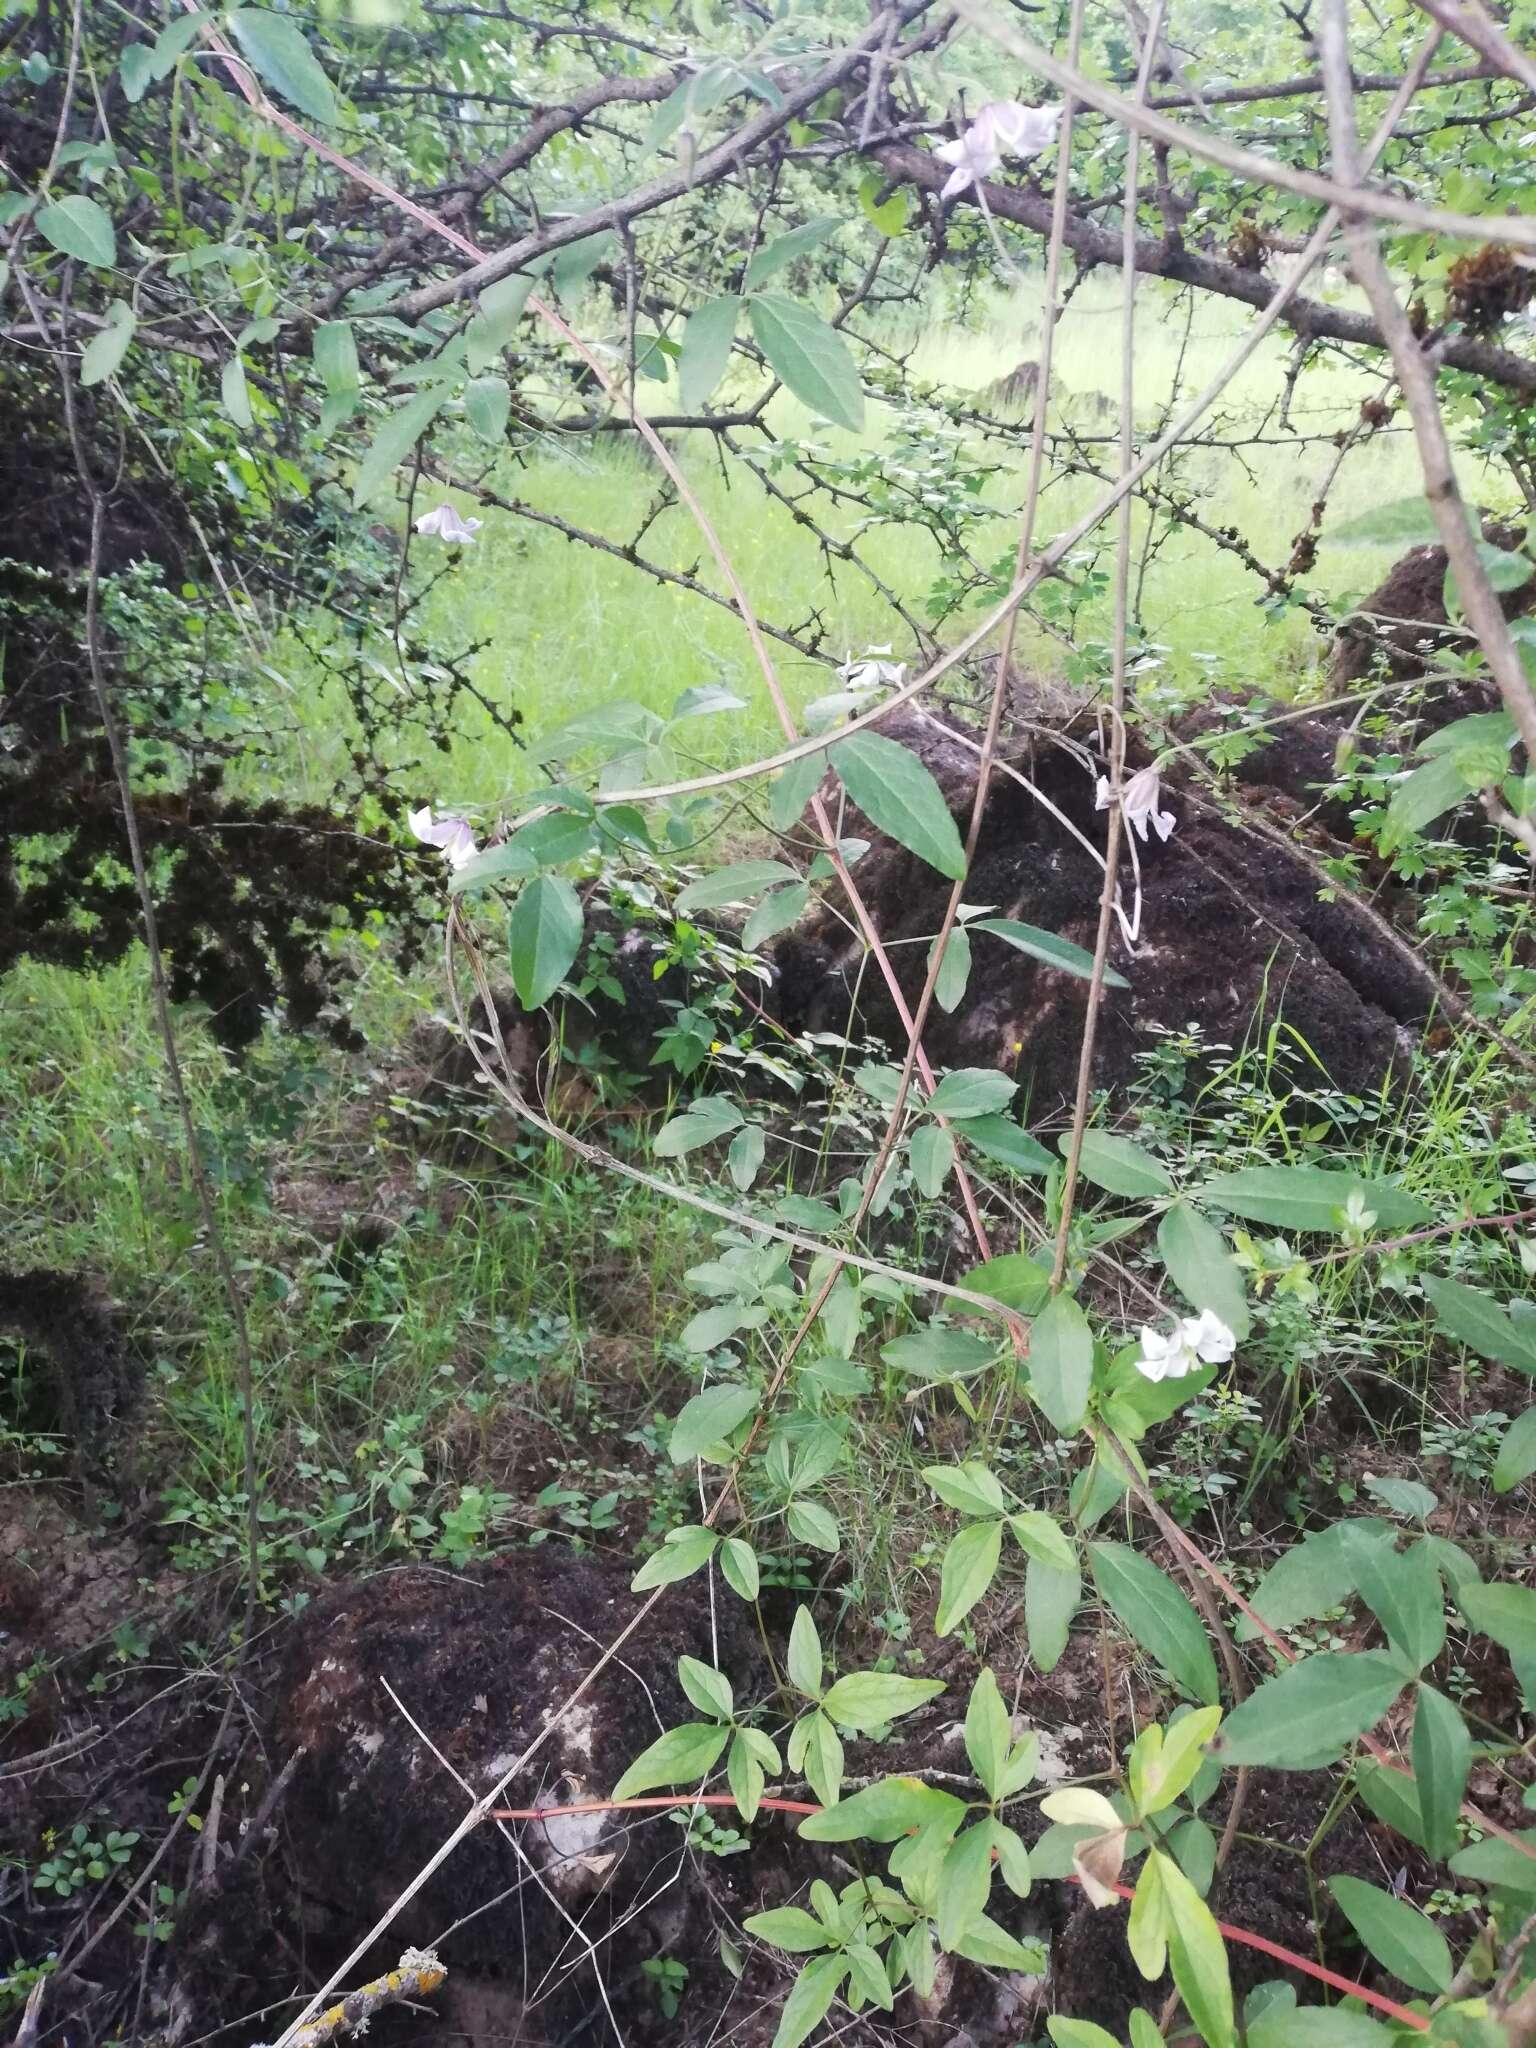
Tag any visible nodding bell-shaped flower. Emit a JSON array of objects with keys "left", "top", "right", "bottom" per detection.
[
  {"left": 1096, "top": 764, "right": 1176, "bottom": 842},
  {"left": 414, "top": 503, "right": 483, "bottom": 544},
  {"left": 1134, "top": 1309, "right": 1237, "bottom": 1383},
  {"left": 936, "top": 99, "right": 1060, "bottom": 198},
  {"left": 836, "top": 644, "right": 908, "bottom": 692},
  {"left": 408, "top": 806, "right": 478, "bottom": 871}
]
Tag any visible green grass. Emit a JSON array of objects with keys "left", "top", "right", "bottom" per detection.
[{"left": 271, "top": 275, "right": 1509, "bottom": 821}]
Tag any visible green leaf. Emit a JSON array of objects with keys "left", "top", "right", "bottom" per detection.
[
  {"left": 1088, "top": 1542, "right": 1221, "bottom": 1705},
  {"left": 1478, "top": 540, "right": 1534, "bottom": 593},
  {"left": 960, "top": 1251, "right": 1051, "bottom": 1313},
  {"left": 719, "top": 1536, "right": 759, "bottom": 1601},
  {"left": 973, "top": 917, "right": 1129, "bottom": 989},
  {"left": 1417, "top": 1683, "right": 1472, "bottom": 1860},
  {"left": 221, "top": 356, "right": 253, "bottom": 429},
  {"left": 1347, "top": 1533, "right": 1445, "bottom": 1672},
  {"left": 228, "top": 8, "right": 336, "bottom": 122},
  {"left": 747, "top": 292, "right": 863, "bottom": 431},
  {"left": 314, "top": 319, "right": 360, "bottom": 429},
  {"left": 81, "top": 302, "right": 135, "bottom": 387},
  {"left": 959, "top": 1116, "right": 1055, "bottom": 1179},
  {"left": 1214, "top": 1651, "right": 1405, "bottom": 1768},
  {"left": 744, "top": 883, "right": 809, "bottom": 950},
  {"left": 857, "top": 171, "right": 910, "bottom": 236},
  {"left": 1026, "top": 1556, "right": 1081, "bottom": 1673},
  {"left": 1328, "top": 497, "right": 1443, "bottom": 548},
  {"left": 465, "top": 272, "right": 534, "bottom": 373},
  {"left": 1423, "top": 1275, "right": 1536, "bottom": 1375},
  {"left": 819, "top": 1671, "right": 943, "bottom": 1733},
  {"left": 937, "top": 1822, "right": 996, "bottom": 1950},
  {"left": 37, "top": 195, "right": 117, "bottom": 268},
  {"left": 832, "top": 734, "right": 965, "bottom": 879},
  {"left": 630, "top": 1524, "right": 718, "bottom": 1590},
  {"left": 745, "top": 217, "right": 841, "bottom": 289},
  {"left": 881, "top": 1327, "right": 996, "bottom": 1382},
  {"left": 1459, "top": 1579, "right": 1536, "bottom": 1655},
  {"left": 770, "top": 749, "right": 827, "bottom": 831},
  {"left": 1048, "top": 2021, "right": 1122, "bottom": 2048},
  {"left": 653, "top": 1098, "right": 743, "bottom": 1158},
  {"left": 843, "top": 1942, "right": 892, "bottom": 2011},
  {"left": 728, "top": 1730, "right": 764, "bottom": 1820},
  {"left": 742, "top": 1907, "right": 831, "bottom": 1953},
  {"left": 351, "top": 387, "right": 449, "bottom": 509},
  {"left": 1494, "top": 1404, "right": 1536, "bottom": 1492},
  {"left": 1061, "top": 1129, "right": 1171, "bottom": 1199},
  {"left": 1249, "top": 2013, "right": 1395, "bottom": 2048},
  {"left": 726, "top": 1124, "right": 765, "bottom": 1192},
  {"left": 1009, "top": 1511, "right": 1077, "bottom": 1571},
  {"left": 1234, "top": 1520, "right": 1390, "bottom": 1642},
  {"left": 1028, "top": 1293, "right": 1093, "bottom": 1435},
  {"left": 1158, "top": 1852, "right": 1235, "bottom": 2048},
  {"left": 931, "top": 925, "right": 971, "bottom": 1013},
  {"left": 1382, "top": 749, "right": 1482, "bottom": 850},
  {"left": 1328, "top": 1875, "right": 1453, "bottom": 1994},
  {"left": 1196, "top": 1165, "right": 1429, "bottom": 1234},
  {"left": 1354, "top": 1760, "right": 1430, "bottom": 1850},
  {"left": 910, "top": 1124, "right": 954, "bottom": 1198},
  {"left": 787, "top": 1607, "right": 822, "bottom": 1697},
  {"left": 1157, "top": 1203, "right": 1250, "bottom": 1340},
  {"left": 787, "top": 1499, "right": 839, "bottom": 1552},
  {"left": 677, "top": 294, "right": 740, "bottom": 411},
  {"left": 787, "top": 1709, "right": 843, "bottom": 1807},
  {"left": 678, "top": 1655, "right": 733, "bottom": 1720},
  {"left": 799, "top": 1777, "right": 966, "bottom": 1843},
  {"left": 510, "top": 875, "right": 582, "bottom": 1010},
  {"left": 924, "top": 1461, "right": 1006, "bottom": 1516},
  {"left": 768, "top": 1953, "right": 846, "bottom": 2048},
  {"left": 676, "top": 859, "right": 800, "bottom": 913},
  {"left": 611, "top": 1720, "right": 729, "bottom": 1799},
  {"left": 926, "top": 1067, "right": 1017, "bottom": 1119},
  {"left": 465, "top": 375, "right": 510, "bottom": 443},
  {"left": 1449, "top": 1833, "right": 1536, "bottom": 1894},
  {"left": 670, "top": 1384, "right": 759, "bottom": 1463},
  {"left": 963, "top": 1669, "right": 1010, "bottom": 1799},
  {"left": 936, "top": 1518, "right": 1003, "bottom": 1636}
]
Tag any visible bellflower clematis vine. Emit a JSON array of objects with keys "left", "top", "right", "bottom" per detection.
[
  {"left": 1134, "top": 1309, "right": 1237, "bottom": 1384},
  {"left": 1096, "top": 764, "right": 1176, "bottom": 842},
  {"left": 414, "top": 504, "right": 483, "bottom": 544},
  {"left": 935, "top": 99, "right": 1061, "bottom": 199},
  {"left": 408, "top": 807, "right": 478, "bottom": 871}
]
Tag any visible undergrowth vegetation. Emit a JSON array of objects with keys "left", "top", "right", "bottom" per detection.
[{"left": 4, "top": 0, "right": 1536, "bottom": 2045}]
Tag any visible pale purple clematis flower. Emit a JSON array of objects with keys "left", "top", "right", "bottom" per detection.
[
  {"left": 936, "top": 99, "right": 1060, "bottom": 198},
  {"left": 1096, "top": 764, "right": 1176, "bottom": 842},
  {"left": 414, "top": 503, "right": 483, "bottom": 544},
  {"left": 408, "top": 806, "right": 478, "bottom": 870},
  {"left": 1134, "top": 1310, "right": 1236, "bottom": 1383}
]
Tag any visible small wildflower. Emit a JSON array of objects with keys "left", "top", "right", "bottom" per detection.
[
  {"left": 414, "top": 503, "right": 482, "bottom": 544},
  {"left": 935, "top": 99, "right": 1060, "bottom": 198},
  {"left": 1096, "top": 764, "right": 1176, "bottom": 842},
  {"left": 1134, "top": 1310, "right": 1236, "bottom": 1383},
  {"left": 836, "top": 644, "right": 907, "bottom": 691},
  {"left": 1039, "top": 1787, "right": 1127, "bottom": 1907},
  {"left": 407, "top": 806, "right": 478, "bottom": 870}
]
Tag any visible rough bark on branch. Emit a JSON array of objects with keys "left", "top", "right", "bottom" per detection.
[{"left": 872, "top": 139, "right": 1536, "bottom": 395}]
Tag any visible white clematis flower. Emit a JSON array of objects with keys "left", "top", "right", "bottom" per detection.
[
  {"left": 1134, "top": 1310, "right": 1237, "bottom": 1383},
  {"left": 972, "top": 100, "right": 1063, "bottom": 160},
  {"left": 1096, "top": 763, "right": 1176, "bottom": 842},
  {"left": 414, "top": 503, "right": 483, "bottom": 544},
  {"left": 836, "top": 644, "right": 908, "bottom": 691},
  {"left": 936, "top": 99, "right": 1060, "bottom": 198},
  {"left": 408, "top": 806, "right": 478, "bottom": 871}
]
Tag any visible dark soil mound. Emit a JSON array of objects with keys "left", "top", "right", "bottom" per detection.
[
  {"left": 770, "top": 709, "right": 1437, "bottom": 1115},
  {"left": 1330, "top": 516, "right": 1534, "bottom": 688},
  {"left": 0, "top": 1268, "right": 139, "bottom": 1472}
]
